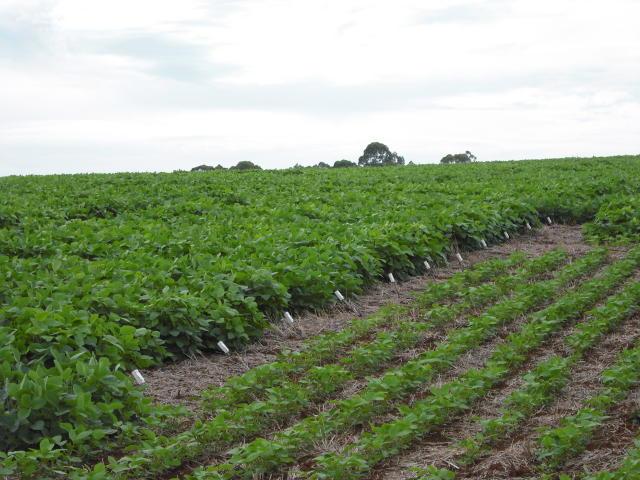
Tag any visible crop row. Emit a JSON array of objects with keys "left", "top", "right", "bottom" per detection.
[
  {"left": 584, "top": 195, "right": 640, "bottom": 243},
  {"left": 184, "top": 248, "right": 609, "bottom": 479},
  {"left": 536, "top": 336, "right": 640, "bottom": 470},
  {"left": 0, "top": 251, "right": 528, "bottom": 478},
  {"left": 303, "top": 247, "right": 640, "bottom": 479},
  {"left": 3, "top": 158, "right": 637, "bottom": 358},
  {"left": 521, "top": 338, "right": 640, "bottom": 480},
  {"left": 0, "top": 212, "right": 535, "bottom": 458},
  {"left": 53, "top": 253, "right": 544, "bottom": 478},
  {"left": 454, "top": 279, "right": 640, "bottom": 465},
  {"left": 580, "top": 438, "right": 640, "bottom": 479},
  {"left": 0, "top": 199, "right": 542, "bottom": 365},
  {"left": 3, "top": 158, "right": 640, "bottom": 474},
  {"left": 2, "top": 157, "right": 639, "bottom": 461},
  {"left": 201, "top": 252, "right": 527, "bottom": 413},
  {"left": 58, "top": 250, "right": 566, "bottom": 480}
]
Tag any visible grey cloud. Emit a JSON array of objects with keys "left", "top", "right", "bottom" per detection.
[
  {"left": 74, "top": 32, "right": 238, "bottom": 82},
  {"left": 0, "top": 5, "right": 53, "bottom": 61},
  {"left": 0, "top": 136, "right": 324, "bottom": 176},
  {"left": 122, "top": 66, "right": 639, "bottom": 116},
  {"left": 0, "top": 27, "right": 40, "bottom": 59}
]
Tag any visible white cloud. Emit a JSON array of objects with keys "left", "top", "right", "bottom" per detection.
[
  {"left": 0, "top": 0, "right": 639, "bottom": 176},
  {"left": 51, "top": 0, "right": 207, "bottom": 31}
]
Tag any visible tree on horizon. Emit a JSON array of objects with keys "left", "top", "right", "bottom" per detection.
[{"left": 358, "top": 142, "right": 405, "bottom": 166}]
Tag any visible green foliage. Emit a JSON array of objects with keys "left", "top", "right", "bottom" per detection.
[
  {"left": 584, "top": 195, "right": 640, "bottom": 242},
  {"left": 537, "top": 339, "right": 640, "bottom": 470},
  {"left": 333, "top": 159, "right": 357, "bottom": 168},
  {"left": 411, "top": 466, "right": 457, "bottom": 480},
  {"left": 2, "top": 155, "right": 640, "bottom": 473},
  {"left": 358, "top": 142, "right": 405, "bottom": 166},
  {"left": 440, "top": 151, "right": 477, "bottom": 164},
  {"left": 70, "top": 253, "right": 540, "bottom": 479},
  {"left": 307, "top": 248, "right": 640, "bottom": 479},
  {"left": 199, "top": 253, "right": 523, "bottom": 413},
  {"left": 455, "top": 279, "right": 640, "bottom": 465},
  {"left": 582, "top": 439, "right": 640, "bottom": 479},
  {"left": 190, "top": 249, "right": 608, "bottom": 479},
  {"left": 230, "top": 160, "right": 262, "bottom": 170}
]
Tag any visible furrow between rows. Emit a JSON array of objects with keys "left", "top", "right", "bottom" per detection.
[
  {"left": 301, "top": 247, "right": 640, "bottom": 479},
  {"left": 71, "top": 252, "right": 560, "bottom": 479},
  {"left": 384, "top": 275, "right": 640, "bottom": 479},
  {"left": 184, "top": 248, "right": 610, "bottom": 479},
  {"left": 200, "top": 253, "right": 528, "bottom": 415}
]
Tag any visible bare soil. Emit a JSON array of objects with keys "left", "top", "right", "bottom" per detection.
[
  {"left": 375, "top": 268, "right": 635, "bottom": 479},
  {"left": 141, "top": 225, "right": 589, "bottom": 411},
  {"left": 137, "top": 223, "right": 640, "bottom": 480},
  {"left": 457, "top": 313, "right": 640, "bottom": 480},
  {"left": 374, "top": 307, "right": 640, "bottom": 480},
  {"left": 562, "top": 389, "right": 640, "bottom": 475},
  {"left": 294, "top": 251, "right": 601, "bottom": 478}
]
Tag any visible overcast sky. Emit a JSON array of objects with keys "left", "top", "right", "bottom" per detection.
[{"left": 1, "top": 0, "right": 639, "bottom": 175}]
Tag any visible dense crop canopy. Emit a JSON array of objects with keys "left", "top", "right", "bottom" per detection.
[{"left": 2, "top": 155, "right": 640, "bottom": 475}]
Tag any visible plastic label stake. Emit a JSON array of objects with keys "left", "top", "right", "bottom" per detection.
[
  {"left": 131, "top": 369, "right": 145, "bottom": 385},
  {"left": 217, "top": 340, "right": 230, "bottom": 354},
  {"left": 547, "top": 216, "right": 553, "bottom": 225},
  {"left": 481, "top": 239, "right": 487, "bottom": 248},
  {"left": 504, "top": 231, "right": 510, "bottom": 239},
  {"left": 283, "top": 311, "right": 294, "bottom": 324},
  {"left": 334, "top": 290, "right": 345, "bottom": 301},
  {"left": 423, "top": 260, "right": 431, "bottom": 270},
  {"left": 526, "top": 221, "right": 532, "bottom": 230},
  {"left": 456, "top": 253, "right": 464, "bottom": 263},
  {"left": 387, "top": 273, "right": 396, "bottom": 283}
]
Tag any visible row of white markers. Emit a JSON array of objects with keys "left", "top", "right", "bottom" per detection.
[{"left": 131, "top": 217, "right": 552, "bottom": 385}]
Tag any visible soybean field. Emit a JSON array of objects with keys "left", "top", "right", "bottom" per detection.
[{"left": 3, "top": 155, "right": 640, "bottom": 479}]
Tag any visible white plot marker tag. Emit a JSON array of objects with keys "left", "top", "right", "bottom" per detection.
[
  {"left": 387, "top": 272, "right": 396, "bottom": 283},
  {"left": 217, "top": 340, "right": 230, "bottom": 355},
  {"left": 480, "top": 239, "right": 487, "bottom": 248},
  {"left": 334, "top": 290, "right": 345, "bottom": 301},
  {"left": 504, "top": 231, "right": 510, "bottom": 240},
  {"left": 423, "top": 260, "right": 431, "bottom": 270},
  {"left": 546, "top": 216, "right": 553, "bottom": 225},
  {"left": 456, "top": 253, "right": 464, "bottom": 263},
  {"left": 283, "top": 311, "right": 294, "bottom": 324},
  {"left": 131, "top": 369, "right": 145, "bottom": 385},
  {"left": 526, "top": 221, "right": 532, "bottom": 230}
]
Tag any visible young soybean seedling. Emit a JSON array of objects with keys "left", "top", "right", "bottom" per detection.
[
  {"left": 217, "top": 340, "right": 230, "bottom": 355},
  {"left": 283, "top": 311, "right": 295, "bottom": 325},
  {"left": 131, "top": 369, "right": 145, "bottom": 385}
]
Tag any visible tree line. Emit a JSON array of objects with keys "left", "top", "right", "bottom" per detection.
[{"left": 190, "top": 143, "right": 477, "bottom": 171}]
